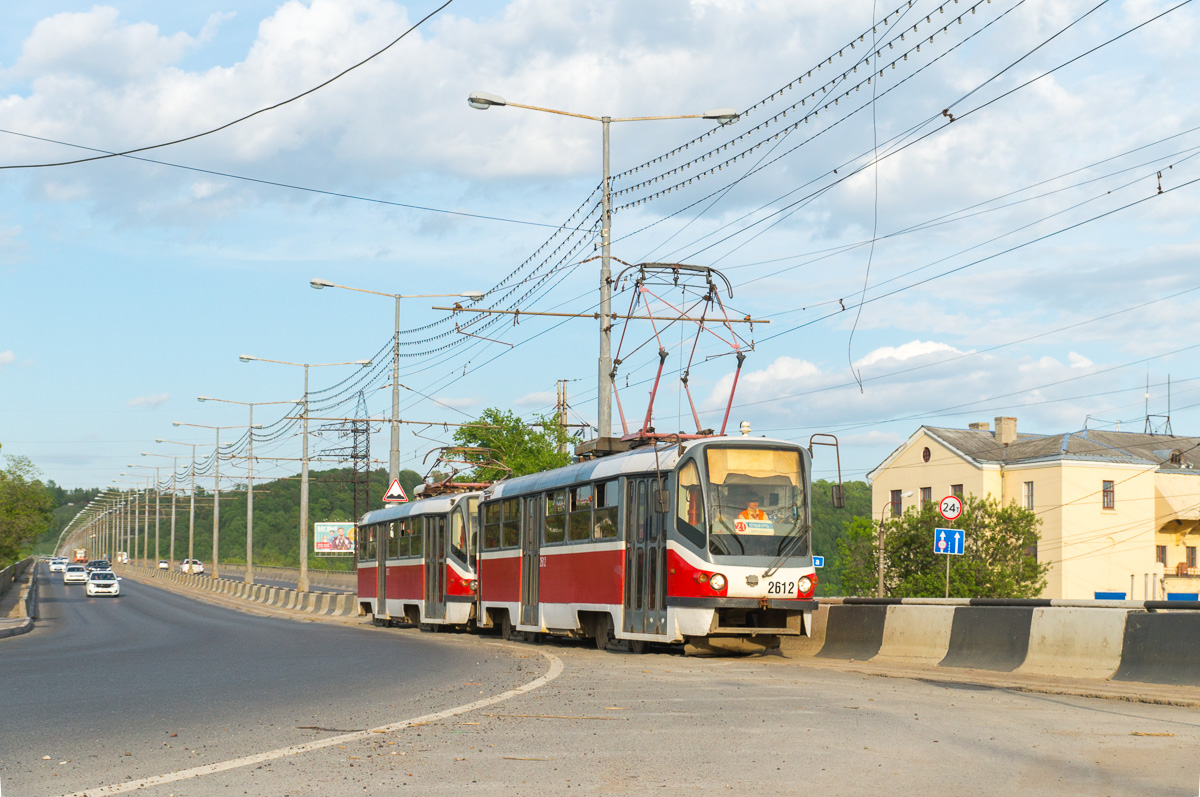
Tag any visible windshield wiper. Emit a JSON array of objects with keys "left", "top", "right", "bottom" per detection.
[{"left": 762, "top": 514, "right": 809, "bottom": 578}]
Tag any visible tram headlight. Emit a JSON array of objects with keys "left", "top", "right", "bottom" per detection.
[
  {"left": 708, "top": 573, "right": 727, "bottom": 592},
  {"left": 468, "top": 579, "right": 478, "bottom": 593},
  {"left": 798, "top": 576, "right": 813, "bottom": 594}
]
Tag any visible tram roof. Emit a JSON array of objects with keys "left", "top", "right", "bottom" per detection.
[
  {"left": 358, "top": 492, "right": 470, "bottom": 526},
  {"left": 485, "top": 435, "right": 804, "bottom": 500}
]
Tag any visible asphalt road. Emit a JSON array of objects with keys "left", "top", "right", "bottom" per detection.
[
  {"left": 4, "top": 564, "right": 1199, "bottom": 796},
  {"left": 0, "top": 565, "right": 532, "bottom": 797}
]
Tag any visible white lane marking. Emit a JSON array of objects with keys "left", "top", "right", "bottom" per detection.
[{"left": 61, "top": 646, "right": 564, "bottom": 796}]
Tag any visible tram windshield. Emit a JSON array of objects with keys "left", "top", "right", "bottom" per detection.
[{"left": 703, "top": 447, "right": 807, "bottom": 558}]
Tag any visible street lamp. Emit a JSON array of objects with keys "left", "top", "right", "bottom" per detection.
[
  {"left": 173, "top": 420, "right": 262, "bottom": 580},
  {"left": 878, "top": 491, "right": 913, "bottom": 597},
  {"left": 143, "top": 451, "right": 182, "bottom": 569},
  {"left": 157, "top": 438, "right": 201, "bottom": 574},
  {"left": 308, "top": 280, "right": 483, "bottom": 486},
  {"left": 127, "top": 465, "right": 162, "bottom": 565},
  {"left": 239, "top": 354, "right": 372, "bottom": 592},
  {"left": 468, "top": 91, "right": 738, "bottom": 443},
  {"left": 120, "top": 472, "right": 153, "bottom": 565},
  {"left": 197, "top": 394, "right": 301, "bottom": 585}
]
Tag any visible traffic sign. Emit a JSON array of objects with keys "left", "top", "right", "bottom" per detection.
[
  {"left": 383, "top": 479, "right": 409, "bottom": 503},
  {"left": 939, "top": 495, "right": 963, "bottom": 521},
  {"left": 813, "top": 555, "right": 824, "bottom": 568},
  {"left": 935, "top": 527, "right": 964, "bottom": 555}
]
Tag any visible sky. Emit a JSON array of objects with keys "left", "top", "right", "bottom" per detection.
[{"left": 2, "top": 0, "right": 1199, "bottom": 502}]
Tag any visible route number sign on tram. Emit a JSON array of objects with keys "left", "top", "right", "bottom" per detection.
[{"left": 939, "top": 495, "right": 963, "bottom": 522}]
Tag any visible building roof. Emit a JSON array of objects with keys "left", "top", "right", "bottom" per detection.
[{"left": 922, "top": 426, "right": 1200, "bottom": 471}]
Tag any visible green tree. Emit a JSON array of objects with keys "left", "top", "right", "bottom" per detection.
[
  {"left": 452, "top": 408, "right": 572, "bottom": 480},
  {"left": 837, "top": 495, "right": 1048, "bottom": 598},
  {"left": 810, "top": 479, "right": 871, "bottom": 595},
  {"left": 0, "top": 449, "right": 55, "bottom": 566}
]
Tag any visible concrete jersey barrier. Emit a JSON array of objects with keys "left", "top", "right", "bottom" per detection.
[{"left": 791, "top": 598, "right": 1200, "bottom": 688}]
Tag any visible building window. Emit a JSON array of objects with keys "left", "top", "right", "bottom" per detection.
[
  {"left": 1024, "top": 542, "right": 1038, "bottom": 560},
  {"left": 922, "top": 447, "right": 931, "bottom": 463},
  {"left": 951, "top": 484, "right": 964, "bottom": 499},
  {"left": 920, "top": 487, "right": 932, "bottom": 509},
  {"left": 1022, "top": 481, "right": 1034, "bottom": 511},
  {"left": 1101, "top": 480, "right": 1115, "bottom": 509},
  {"left": 1188, "top": 546, "right": 1197, "bottom": 569},
  {"left": 1156, "top": 545, "right": 1167, "bottom": 566},
  {"left": 889, "top": 489, "right": 902, "bottom": 517}
]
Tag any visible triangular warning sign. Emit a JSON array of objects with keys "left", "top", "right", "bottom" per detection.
[{"left": 383, "top": 479, "right": 409, "bottom": 503}]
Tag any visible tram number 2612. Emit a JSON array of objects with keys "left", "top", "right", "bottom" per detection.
[{"left": 766, "top": 580, "right": 796, "bottom": 595}]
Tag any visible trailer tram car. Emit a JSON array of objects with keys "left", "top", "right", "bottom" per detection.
[{"left": 357, "top": 491, "right": 480, "bottom": 628}]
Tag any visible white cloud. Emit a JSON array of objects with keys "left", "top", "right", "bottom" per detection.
[
  {"left": 514, "top": 390, "right": 555, "bottom": 408},
  {"left": 853, "top": 340, "right": 966, "bottom": 369},
  {"left": 1068, "top": 352, "right": 1094, "bottom": 369},
  {"left": 433, "top": 396, "right": 477, "bottom": 411},
  {"left": 0, "top": 350, "right": 15, "bottom": 366},
  {"left": 127, "top": 392, "right": 170, "bottom": 408}
]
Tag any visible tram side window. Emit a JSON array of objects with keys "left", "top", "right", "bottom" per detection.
[
  {"left": 387, "top": 522, "right": 399, "bottom": 559},
  {"left": 410, "top": 516, "right": 423, "bottom": 557},
  {"left": 395, "top": 520, "right": 411, "bottom": 558},
  {"left": 594, "top": 480, "right": 619, "bottom": 538},
  {"left": 450, "top": 509, "right": 467, "bottom": 561},
  {"left": 483, "top": 502, "right": 502, "bottom": 550},
  {"left": 501, "top": 499, "right": 521, "bottom": 548},
  {"left": 363, "top": 526, "right": 377, "bottom": 561},
  {"left": 545, "top": 489, "right": 567, "bottom": 544},
  {"left": 676, "top": 461, "right": 706, "bottom": 549},
  {"left": 568, "top": 484, "right": 593, "bottom": 542},
  {"left": 358, "top": 526, "right": 373, "bottom": 561}
]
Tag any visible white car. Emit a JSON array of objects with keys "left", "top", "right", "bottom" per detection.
[
  {"left": 49, "top": 558, "right": 67, "bottom": 573},
  {"left": 86, "top": 570, "right": 121, "bottom": 597},
  {"left": 158, "top": 560, "right": 170, "bottom": 570},
  {"left": 180, "top": 559, "right": 205, "bottom": 574},
  {"left": 63, "top": 564, "right": 88, "bottom": 584}
]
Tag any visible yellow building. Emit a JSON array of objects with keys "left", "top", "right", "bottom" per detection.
[{"left": 867, "top": 417, "right": 1200, "bottom": 600}]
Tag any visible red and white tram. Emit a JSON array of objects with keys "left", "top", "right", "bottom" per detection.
[
  {"left": 357, "top": 491, "right": 479, "bottom": 628},
  {"left": 357, "top": 435, "right": 818, "bottom": 653}
]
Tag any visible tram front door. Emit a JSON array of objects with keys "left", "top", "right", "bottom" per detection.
[
  {"left": 520, "top": 495, "right": 541, "bottom": 627},
  {"left": 424, "top": 516, "right": 446, "bottom": 621},
  {"left": 624, "top": 477, "right": 667, "bottom": 636}
]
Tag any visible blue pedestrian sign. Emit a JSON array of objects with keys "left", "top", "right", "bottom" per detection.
[
  {"left": 935, "top": 527, "right": 965, "bottom": 556},
  {"left": 813, "top": 555, "right": 824, "bottom": 568}
]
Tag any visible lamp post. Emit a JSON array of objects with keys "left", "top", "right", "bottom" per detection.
[
  {"left": 143, "top": 452, "right": 181, "bottom": 569},
  {"left": 308, "top": 280, "right": 483, "bottom": 487},
  {"left": 173, "top": 421, "right": 262, "bottom": 580},
  {"left": 197, "top": 395, "right": 301, "bottom": 586},
  {"left": 111, "top": 482, "right": 143, "bottom": 562},
  {"left": 878, "top": 491, "right": 913, "bottom": 597},
  {"left": 467, "top": 91, "right": 738, "bottom": 442},
  {"left": 128, "top": 464, "right": 164, "bottom": 565},
  {"left": 239, "top": 355, "right": 372, "bottom": 592},
  {"left": 157, "top": 438, "right": 200, "bottom": 573},
  {"left": 120, "top": 472, "right": 153, "bottom": 565}
]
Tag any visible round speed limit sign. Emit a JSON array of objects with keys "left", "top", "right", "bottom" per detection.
[{"left": 939, "top": 495, "right": 963, "bottom": 521}]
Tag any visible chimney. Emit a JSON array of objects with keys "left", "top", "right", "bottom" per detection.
[
  {"left": 995, "top": 416, "right": 1017, "bottom": 446},
  {"left": 969, "top": 422, "right": 990, "bottom": 431}
]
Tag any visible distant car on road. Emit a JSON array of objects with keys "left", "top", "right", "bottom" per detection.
[
  {"left": 158, "top": 560, "right": 170, "bottom": 570},
  {"left": 63, "top": 564, "right": 88, "bottom": 584},
  {"left": 49, "top": 558, "right": 67, "bottom": 573},
  {"left": 180, "top": 559, "right": 205, "bottom": 574},
  {"left": 85, "top": 559, "right": 111, "bottom": 572},
  {"left": 85, "top": 570, "right": 121, "bottom": 597}
]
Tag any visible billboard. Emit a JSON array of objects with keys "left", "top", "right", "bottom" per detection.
[{"left": 314, "top": 522, "right": 356, "bottom": 555}]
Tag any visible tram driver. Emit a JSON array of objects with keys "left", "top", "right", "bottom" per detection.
[{"left": 738, "top": 492, "right": 768, "bottom": 521}]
